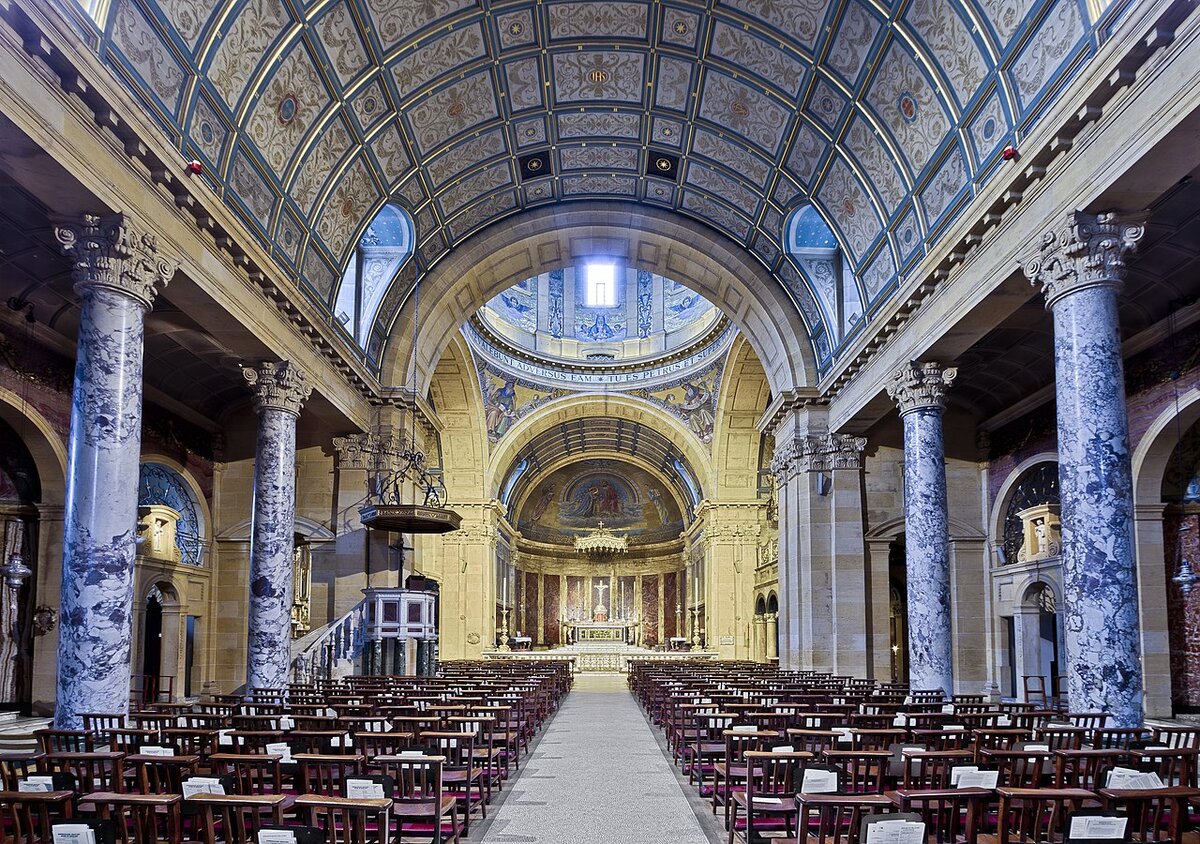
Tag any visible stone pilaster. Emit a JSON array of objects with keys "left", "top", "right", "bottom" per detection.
[
  {"left": 1024, "top": 210, "right": 1145, "bottom": 726},
  {"left": 243, "top": 361, "right": 311, "bottom": 692},
  {"left": 52, "top": 213, "right": 176, "bottom": 728},
  {"left": 765, "top": 613, "right": 778, "bottom": 662},
  {"left": 887, "top": 361, "right": 956, "bottom": 697}
]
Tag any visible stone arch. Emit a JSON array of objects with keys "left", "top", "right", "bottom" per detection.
[
  {"left": 216, "top": 514, "right": 336, "bottom": 543},
  {"left": 0, "top": 387, "right": 67, "bottom": 712},
  {"left": 712, "top": 336, "right": 772, "bottom": 499},
  {"left": 486, "top": 394, "right": 716, "bottom": 503},
  {"left": 1129, "top": 386, "right": 1200, "bottom": 717},
  {"left": 139, "top": 453, "right": 213, "bottom": 564},
  {"left": 864, "top": 516, "right": 984, "bottom": 542},
  {"left": 382, "top": 203, "right": 815, "bottom": 396},
  {"left": 755, "top": 594, "right": 767, "bottom": 614},
  {"left": 428, "top": 334, "right": 488, "bottom": 503},
  {"left": 766, "top": 592, "right": 779, "bottom": 614},
  {"left": 988, "top": 452, "right": 1060, "bottom": 565}
]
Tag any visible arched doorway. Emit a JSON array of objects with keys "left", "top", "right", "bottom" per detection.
[
  {"left": 142, "top": 587, "right": 163, "bottom": 688},
  {"left": 1160, "top": 416, "right": 1200, "bottom": 712},
  {"left": 1012, "top": 581, "right": 1062, "bottom": 704}
]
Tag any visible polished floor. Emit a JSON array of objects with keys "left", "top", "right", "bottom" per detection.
[{"left": 474, "top": 674, "right": 720, "bottom": 843}]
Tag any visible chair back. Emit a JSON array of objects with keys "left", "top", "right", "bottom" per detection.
[
  {"left": 294, "top": 794, "right": 391, "bottom": 844},
  {"left": 45, "top": 752, "right": 124, "bottom": 795},
  {"left": 993, "top": 787, "right": 1091, "bottom": 844},
  {"left": 207, "top": 753, "right": 283, "bottom": 796},
  {"left": 0, "top": 790, "right": 75, "bottom": 844},
  {"left": 35, "top": 730, "right": 92, "bottom": 754},
  {"left": 796, "top": 793, "right": 893, "bottom": 844},
  {"left": 126, "top": 754, "right": 200, "bottom": 794},
  {"left": 189, "top": 793, "right": 286, "bottom": 844},
  {"left": 86, "top": 792, "right": 181, "bottom": 844}
]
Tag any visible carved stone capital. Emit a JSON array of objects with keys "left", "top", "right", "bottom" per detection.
[
  {"left": 1022, "top": 210, "right": 1146, "bottom": 309},
  {"left": 332, "top": 433, "right": 377, "bottom": 470},
  {"left": 886, "top": 361, "right": 957, "bottom": 415},
  {"left": 767, "top": 440, "right": 798, "bottom": 482},
  {"left": 55, "top": 213, "right": 177, "bottom": 308},
  {"left": 826, "top": 433, "right": 868, "bottom": 469},
  {"left": 243, "top": 361, "right": 312, "bottom": 416}
]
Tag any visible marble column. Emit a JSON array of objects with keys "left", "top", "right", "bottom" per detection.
[
  {"left": 1024, "top": 211, "right": 1145, "bottom": 726},
  {"left": 52, "top": 214, "right": 176, "bottom": 728},
  {"left": 243, "top": 362, "right": 312, "bottom": 693},
  {"left": 765, "top": 613, "right": 779, "bottom": 662},
  {"left": 887, "top": 362, "right": 957, "bottom": 698}
]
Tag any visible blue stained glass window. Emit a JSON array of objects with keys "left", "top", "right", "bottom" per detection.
[{"left": 138, "top": 462, "right": 204, "bottom": 566}]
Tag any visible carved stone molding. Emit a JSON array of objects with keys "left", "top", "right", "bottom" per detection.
[
  {"left": 770, "top": 433, "right": 867, "bottom": 477},
  {"left": 54, "top": 212, "right": 178, "bottom": 308},
  {"left": 1023, "top": 210, "right": 1146, "bottom": 309},
  {"left": 886, "top": 361, "right": 957, "bottom": 415},
  {"left": 332, "top": 433, "right": 377, "bottom": 471},
  {"left": 243, "top": 361, "right": 312, "bottom": 416}
]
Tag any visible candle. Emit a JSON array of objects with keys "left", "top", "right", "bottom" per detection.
[{"left": 503, "top": 571, "right": 508, "bottom": 605}]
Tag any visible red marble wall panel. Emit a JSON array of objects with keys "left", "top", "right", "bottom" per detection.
[
  {"left": 543, "top": 574, "right": 561, "bottom": 645},
  {"left": 566, "top": 576, "right": 585, "bottom": 621},
  {"left": 642, "top": 574, "right": 659, "bottom": 646},
  {"left": 663, "top": 571, "right": 678, "bottom": 639},
  {"left": 617, "top": 576, "right": 635, "bottom": 621},
  {"left": 522, "top": 571, "right": 539, "bottom": 642}
]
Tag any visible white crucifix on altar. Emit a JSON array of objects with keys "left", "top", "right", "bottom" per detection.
[{"left": 593, "top": 580, "right": 609, "bottom": 622}]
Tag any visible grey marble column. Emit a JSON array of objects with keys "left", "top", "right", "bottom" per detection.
[
  {"left": 243, "top": 362, "right": 312, "bottom": 693},
  {"left": 887, "top": 362, "right": 957, "bottom": 698},
  {"left": 1024, "top": 211, "right": 1145, "bottom": 726},
  {"left": 52, "top": 214, "right": 176, "bottom": 728}
]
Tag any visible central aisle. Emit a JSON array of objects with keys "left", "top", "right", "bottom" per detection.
[{"left": 478, "top": 674, "right": 713, "bottom": 843}]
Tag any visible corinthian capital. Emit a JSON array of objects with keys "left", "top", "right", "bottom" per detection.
[
  {"left": 1022, "top": 210, "right": 1146, "bottom": 308},
  {"left": 243, "top": 361, "right": 312, "bottom": 416},
  {"left": 54, "top": 213, "right": 177, "bottom": 308},
  {"left": 827, "top": 433, "right": 868, "bottom": 469},
  {"left": 886, "top": 361, "right": 956, "bottom": 415}
]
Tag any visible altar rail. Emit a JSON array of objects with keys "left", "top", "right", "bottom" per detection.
[{"left": 482, "top": 649, "right": 718, "bottom": 673}]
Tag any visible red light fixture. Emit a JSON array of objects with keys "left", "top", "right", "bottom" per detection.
[
  {"left": 187, "top": 159, "right": 203, "bottom": 175},
  {"left": 1001, "top": 145, "right": 1019, "bottom": 161}
]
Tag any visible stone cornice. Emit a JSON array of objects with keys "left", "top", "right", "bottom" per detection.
[
  {"left": 756, "top": 388, "right": 825, "bottom": 437},
  {"left": 54, "top": 213, "right": 178, "bottom": 309},
  {"left": 243, "top": 361, "right": 313, "bottom": 417},
  {"left": 886, "top": 362, "right": 956, "bottom": 416},
  {"left": 1023, "top": 210, "right": 1146, "bottom": 308}
]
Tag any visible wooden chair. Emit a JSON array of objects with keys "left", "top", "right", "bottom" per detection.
[
  {"left": 793, "top": 792, "right": 894, "bottom": 844},
  {"left": 0, "top": 753, "right": 45, "bottom": 791},
  {"left": 107, "top": 729, "right": 163, "bottom": 755},
  {"left": 713, "top": 730, "right": 776, "bottom": 829},
  {"left": 728, "top": 750, "right": 810, "bottom": 844},
  {"left": 0, "top": 790, "right": 75, "bottom": 844},
  {"left": 979, "top": 749, "right": 1053, "bottom": 789},
  {"left": 82, "top": 791, "right": 181, "bottom": 843},
  {"left": 188, "top": 792, "right": 286, "bottom": 844},
  {"left": 418, "top": 732, "right": 485, "bottom": 831},
  {"left": 1099, "top": 785, "right": 1200, "bottom": 844},
  {"left": 82, "top": 715, "right": 127, "bottom": 740},
  {"left": 375, "top": 754, "right": 462, "bottom": 844},
  {"left": 125, "top": 753, "right": 200, "bottom": 795},
  {"left": 44, "top": 751, "right": 125, "bottom": 797},
  {"left": 356, "top": 732, "right": 417, "bottom": 773},
  {"left": 1052, "top": 748, "right": 1127, "bottom": 792},
  {"left": 34, "top": 730, "right": 92, "bottom": 754},
  {"left": 295, "top": 753, "right": 364, "bottom": 797},
  {"left": 294, "top": 794, "right": 392, "bottom": 844},
  {"left": 976, "top": 787, "right": 1093, "bottom": 844},
  {"left": 207, "top": 753, "right": 284, "bottom": 798},
  {"left": 899, "top": 749, "right": 975, "bottom": 790},
  {"left": 821, "top": 750, "right": 891, "bottom": 794},
  {"left": 888, "top": 787, "right": 990, "bottom": 844}
]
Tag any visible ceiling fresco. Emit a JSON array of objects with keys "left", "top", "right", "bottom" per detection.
[{"left": 92, "top": 0, "right": 1106, "bottom": 373}]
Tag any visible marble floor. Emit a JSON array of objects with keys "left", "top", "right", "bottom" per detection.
[{"left": 473, "top": 674, "right": 722, "bottom": 844}]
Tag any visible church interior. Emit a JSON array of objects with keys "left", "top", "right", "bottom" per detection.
[{"left": 2, "top": 0, "right": 1200, "bottom": 840}]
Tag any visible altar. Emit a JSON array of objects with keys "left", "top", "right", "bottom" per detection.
[{"left": 566, "top": 621, "right": 639, "bottom": 645}]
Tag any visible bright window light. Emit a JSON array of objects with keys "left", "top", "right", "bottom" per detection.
[{"left": 585, "top": 263, "right": 617, "bottom": 308}]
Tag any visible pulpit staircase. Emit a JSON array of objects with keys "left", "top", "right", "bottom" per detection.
[{"left": 290, "top": 588, "right": 439, "bottom": 683}]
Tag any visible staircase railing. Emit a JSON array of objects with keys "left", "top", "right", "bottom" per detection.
[{"left": 291, "top": 599, "right": 367, "bottom": 684}]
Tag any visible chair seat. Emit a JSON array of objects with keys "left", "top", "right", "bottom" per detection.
[{"left": 394, "top": 796, "right": 457, "bottom": 818}]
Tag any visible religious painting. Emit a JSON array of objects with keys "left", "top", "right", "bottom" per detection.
[
  {"left": 476, "top": 357, "right": 569, "bottom": 442},
  {"left": 663, "top": 278, "right": 712, "bottom": 333},
  {"left": 486, "top": 276, "right": 537, "bottom": 333},
  {"left": 515, "top": 459, "right": 685, "bottom": 545},
  {"left": 629, "top": 361, "right": 722, "bottom": 444}
]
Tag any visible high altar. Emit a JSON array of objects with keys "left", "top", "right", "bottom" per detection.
[{"left": 565, "top": 620, "right": 640, "bottom": 644}]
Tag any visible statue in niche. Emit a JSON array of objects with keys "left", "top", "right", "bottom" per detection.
[{"left": 1017, "top": 504, "right": 1061, "bottom": 563}]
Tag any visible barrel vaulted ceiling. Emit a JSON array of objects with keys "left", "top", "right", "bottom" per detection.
[{"left": 91, "top": 0, "right": 1110, "bottom": 374}]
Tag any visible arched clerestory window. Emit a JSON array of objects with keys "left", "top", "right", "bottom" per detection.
[
  {"left": 333, "top": 204, "right": 415, "bottom": 350},
  {"left": 784, "top": 205, "right": 865, "bottom": 345}
]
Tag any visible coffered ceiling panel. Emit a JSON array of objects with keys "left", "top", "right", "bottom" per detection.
[{"left": 93, "top": 0, "right": 1107, "bottom": 374}]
